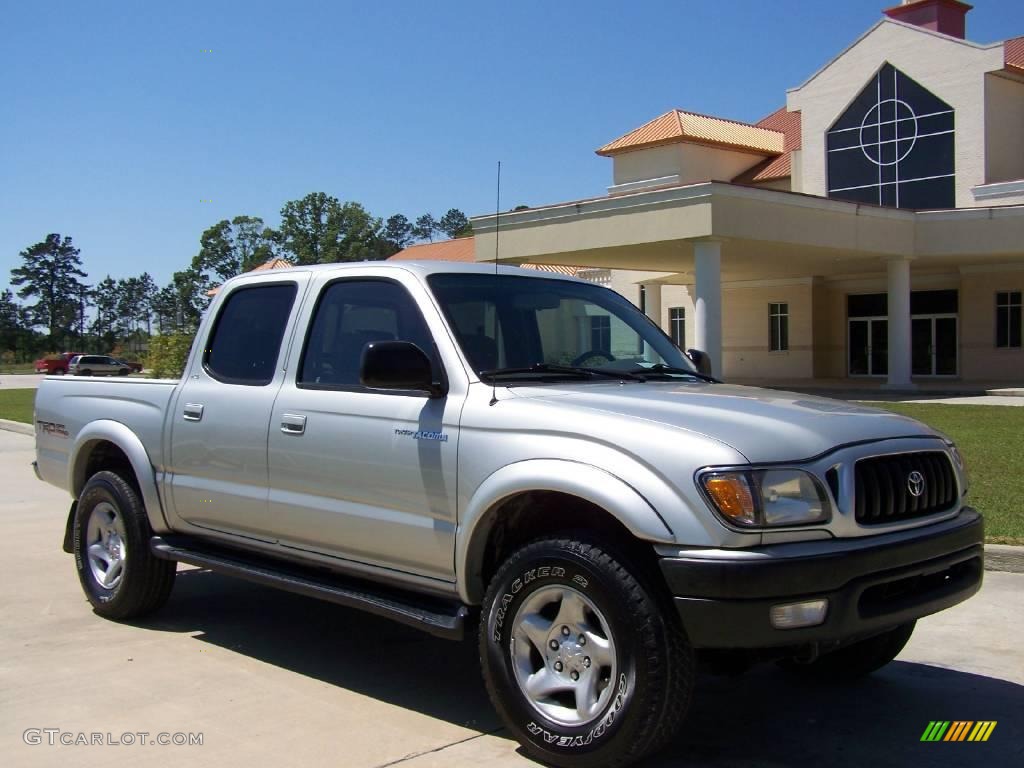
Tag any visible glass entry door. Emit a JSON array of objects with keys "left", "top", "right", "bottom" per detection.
[
  {"left": 912, "top": 315, "right": 958, "bottom": 376},
  {"left": 849, "top": 318, "right": 888, "bottom": 376}
]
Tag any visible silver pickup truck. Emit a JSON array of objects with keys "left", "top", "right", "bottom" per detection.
[{"left": 34, "top": 261, "right": 983, "bottom": 767}]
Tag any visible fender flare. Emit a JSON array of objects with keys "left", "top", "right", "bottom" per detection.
[
  {"left": 456, "top": 459, "right": 675, "bottom": 604},
  {"left": 69, "top": 420, "right": 170, "bottom": 534}
]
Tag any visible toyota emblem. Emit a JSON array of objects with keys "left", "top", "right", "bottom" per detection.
[{"left": 907, "top": 470, "right": 925, "bottom": 498}]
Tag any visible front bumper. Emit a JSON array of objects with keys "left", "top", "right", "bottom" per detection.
[{"left": 660, "top": 508, "right": 983, "bottom": 649}]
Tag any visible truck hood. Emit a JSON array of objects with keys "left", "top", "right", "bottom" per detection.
[{"left": 509, "top": 382, "right": 939, "bottom": 463}]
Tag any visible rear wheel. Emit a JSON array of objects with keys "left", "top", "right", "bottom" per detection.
[
  {"left": 480, "top": 536, "right": 693, "bottom": 768},
  {"left": 784, "top": 621, "right": 915, "bottom": 681},
  {"left": 74, "top": 471, "right": 176, "bottom": 619}
]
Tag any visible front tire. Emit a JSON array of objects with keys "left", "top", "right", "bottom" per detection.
[
  {"left": 74, "top": 471, "right": 176, "bottom": 619},
  {"left": 480, "top": 537, "right": 693, "bottom": 768}
]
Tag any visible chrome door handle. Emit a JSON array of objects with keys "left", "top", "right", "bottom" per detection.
[
  {"left": 280, "top": 414, "right": 306, "bottom": 435},
  {"left": 183, "top": 403, "right": 204, "bottom": 422}
]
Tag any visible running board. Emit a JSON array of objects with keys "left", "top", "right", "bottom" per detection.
[{"left": 150, "top": 535, "right": 470, "bottom": 640}]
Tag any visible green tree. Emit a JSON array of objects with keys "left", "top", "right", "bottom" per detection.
[
  {"left": 438, "top": 208, "right": 471, "bottom": 239},
  {"left": 278, "top": 193, "right": 383, "bottom": 264},
  {"left": 9, "top": 233, "right": 88, "bottom": 344},
  {"left": 91, "top": 276, "right": 119, "bottom": 344},
  {"left": 412, "top": 213, "right": 438, "bottom": 243},
  {"left": 151, "top": 284, "right": 179, "bottom": 334},
  {"left": 278, "top": 192, "right": 343, "bottom": 265},
  {"left": 383, "top": 214, "right": 413, "bottom": 252},
  {"left": 0, "top": 289, "right": 36, "bottom": 361},
  {"left": 193, "top": 216, "right": 275, "bottom": 282},
  {"left": 170, "top": 268, "right": 211, "bottom": 331}
]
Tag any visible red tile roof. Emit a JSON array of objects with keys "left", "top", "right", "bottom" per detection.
[
  {"left": 732, "top": 108, "right": 802, "bottom": 184},
  {"left": 389, "top": 238, "right": 476, "bottom": 262},
  {"left": 1006, "top": 35, "right": 1024, "bottom": 74},
  {"left": 596, "top": 110, "right": 785, "bottom": 157}
]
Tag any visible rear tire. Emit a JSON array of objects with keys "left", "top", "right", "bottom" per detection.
[
  {"left": 74, "top": 471, "right": 176, "bottom": 619},
  {"left": 783, "top": 621, "right": 915, "bottom": 681},
  {"left": 480, "top": 536, "right": 693, "bottom": 768}
]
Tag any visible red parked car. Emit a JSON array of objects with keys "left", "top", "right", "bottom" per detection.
[{"left": 34, "top": 352, "right": 85, "bottom": 376}]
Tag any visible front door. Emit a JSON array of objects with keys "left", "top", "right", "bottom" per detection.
[
  {"left": 168, "top": 278, "right": 306, "bottom": 538},
  {"left": 849, "top": 318, "right": 888, "bottom": 376},
  {"left": 266, "top": 276, "right": 461, "bottom": 581}
]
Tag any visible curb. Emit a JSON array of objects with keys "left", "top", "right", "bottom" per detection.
[
  {"left": 0, "top": 418, "right": 33, "bottom": 436},
  {"left": 984, "top": 544, "right": 1024, "bottom": 574}
]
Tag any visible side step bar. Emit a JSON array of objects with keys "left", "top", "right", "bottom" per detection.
[{"left": 150, "top": 536, "right": 470, "bottom": 640}]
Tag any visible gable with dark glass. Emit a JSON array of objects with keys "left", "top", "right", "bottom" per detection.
[{"left": 827, "top": 63, "right": 955, "bottom": 209}]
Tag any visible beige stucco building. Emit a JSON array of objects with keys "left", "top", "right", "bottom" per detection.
[{"left": 468, "top": 0, "right": 1024, "bottom": 388}]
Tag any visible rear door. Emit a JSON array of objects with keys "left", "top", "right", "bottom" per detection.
[{"left": 167, "top": 275, "right": 309, "bottom": 539}]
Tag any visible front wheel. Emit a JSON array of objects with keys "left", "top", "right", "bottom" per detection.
[
  {"left": 480, "top": 537, "right": 693, "bottom": 768},
  {"left": 74, "top": 471, "right": 176, "bottom": 619}
]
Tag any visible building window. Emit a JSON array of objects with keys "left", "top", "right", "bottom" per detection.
[
  {"left": 996, "top": 291, "right": 1022, "bottom": 349},
  {"left": 590, "top": 315, "right": 611, "bottom": 352},
  {"left": 639, "top": 285, "right": 646, "bottom": 314},
  {"left": 669, "top": 307, "right": 685, "bottom": 348},
  {"left": 770, "top": 303, "right": 789, "bottom": 352}
]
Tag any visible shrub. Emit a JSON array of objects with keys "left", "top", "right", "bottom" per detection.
[{"left": 146, "top": 333, "right": 195, "bottom": 379}]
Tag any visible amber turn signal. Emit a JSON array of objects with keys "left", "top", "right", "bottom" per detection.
[{"left": 702, "top": 473, "right": 757, "bottom": 526}]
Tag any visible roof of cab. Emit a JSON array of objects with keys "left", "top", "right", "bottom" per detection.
[{"left": 224, "top": 259, "right": 586, "bottom": 286}]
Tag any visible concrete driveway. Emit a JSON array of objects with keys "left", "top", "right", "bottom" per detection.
[
  {"left": 1, "top": 430, "right": 1020, "bottom": 767},
  {"left": 0, "top": 373, "right": 44, "bottom": 389}
]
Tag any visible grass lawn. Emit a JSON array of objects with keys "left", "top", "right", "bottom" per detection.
[
  {"left": 0, "top": 364, "right": 38, "bottom": 374},
  {"left": 0, "top": 388, "right": 36, "bottom": 424},
  {"left": 867, "top": 403, "right": 1024, "bottom": 545}
]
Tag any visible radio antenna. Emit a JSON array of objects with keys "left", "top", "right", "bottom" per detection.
[{"left": 489, "top": 161, "right": 501, "bottom": 406}]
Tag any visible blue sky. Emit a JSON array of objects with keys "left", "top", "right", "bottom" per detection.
[{"left": 2, "top": 0, "right": 1021, "bottom": 289}]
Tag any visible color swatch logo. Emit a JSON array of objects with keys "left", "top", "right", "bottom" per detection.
[{"left": 920, "top": 721, "right": 997, "bottom": 742}]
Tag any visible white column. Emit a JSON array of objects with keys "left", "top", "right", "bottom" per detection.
[
  {"left": 883, "top": 257, "right": 914, "bottom": 390},
  {"left": 641, "top": 282, "right": 662, "bottom": 361},
  {"left": 642, "top": 282, "right": 662, "bottom": 326},
  {"left": 693, "top": 240, "right": 723, "bottom": 378}
]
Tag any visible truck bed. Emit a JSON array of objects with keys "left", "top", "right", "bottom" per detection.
[{"left": 34, "top": 376, "right": 180, "bottom": 493}]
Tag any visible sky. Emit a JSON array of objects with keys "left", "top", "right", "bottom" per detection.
[{"left": 2, "top": 0, "right": 1022, "bottom": 290}]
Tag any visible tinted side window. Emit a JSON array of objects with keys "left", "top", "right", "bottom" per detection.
[
  {"left": 299, "top": 280, "right": 435, "bottom": 389},
  {"left": 204, "top": 283, "right": 298, "bottom": 385}
]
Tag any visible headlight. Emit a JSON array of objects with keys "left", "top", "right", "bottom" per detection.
[{"left": 700, "top": 469, "right": 830, "bottom": 528}]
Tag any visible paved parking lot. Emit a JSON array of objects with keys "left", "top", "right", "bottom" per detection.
[
  {"left": 1, "top": 429, "right": 1020, "bottom": 767},
  {"left": 0, "top": 373, "right": 44, "bottom": 389}
]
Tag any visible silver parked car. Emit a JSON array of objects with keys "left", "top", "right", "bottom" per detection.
[{"left": 68, "top": 354, "right": 132, "bottom": 377}]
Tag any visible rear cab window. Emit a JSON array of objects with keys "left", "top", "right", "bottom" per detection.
[{"left": 204, "top": 283, "right": 298, "bottom": 385}]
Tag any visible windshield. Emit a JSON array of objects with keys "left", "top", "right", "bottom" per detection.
[{"left": 427, "top": 273, "right": 698, "bottom": 380}]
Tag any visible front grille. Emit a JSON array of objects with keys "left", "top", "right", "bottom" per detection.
[{"left": 854, "top": 451, "right": 957, "bottom": 525}]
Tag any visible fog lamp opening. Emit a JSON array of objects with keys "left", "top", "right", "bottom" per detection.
[{"left": 769, "top": 599, "right": 829, "bottom": 629}]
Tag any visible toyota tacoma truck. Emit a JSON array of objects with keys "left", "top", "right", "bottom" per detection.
[{"left": 33, "top": 261, "right": 983, "bottom": 767}]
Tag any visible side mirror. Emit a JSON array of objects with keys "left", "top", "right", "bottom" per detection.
[
  {"left": 685, "top": 348, "right": 714, "bottom": 378},
  {"left": 361, "top": 341, "right": 446, "bottom": 397}
]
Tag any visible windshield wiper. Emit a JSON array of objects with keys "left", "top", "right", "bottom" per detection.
[
  {"left": 628, "top": 363, "right": 720, "bottom": 383},
  {"left": 479, "top": 364, "right": 644, "bottom": 381}
]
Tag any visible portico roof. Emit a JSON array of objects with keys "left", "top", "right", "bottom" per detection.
[{"left": 471, "top": 182, "right": 1024, "bottom": 281}]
